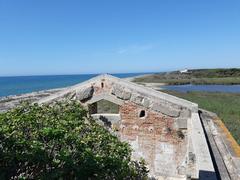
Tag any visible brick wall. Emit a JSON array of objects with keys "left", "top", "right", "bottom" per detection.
[
  {"left": 88, "top": 80, "right": 188, "bottom": 177},
  {"left": 119, "top": 102, "right": 187, "bottom": 177}
]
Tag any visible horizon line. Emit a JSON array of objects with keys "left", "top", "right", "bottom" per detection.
[{"left": 0, "top": 71, "right": 158, "bottom": 78}]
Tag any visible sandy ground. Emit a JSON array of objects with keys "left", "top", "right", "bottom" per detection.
[
  {"left": 124, "top": 74, "right": 165, "bottom": 90},
  {"left": 124, "top": 73, "right": 154, "bottom": 81}
]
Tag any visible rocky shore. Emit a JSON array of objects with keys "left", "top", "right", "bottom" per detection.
[{"left": 0, "top": 88, "right": 64, "bottom": 113}]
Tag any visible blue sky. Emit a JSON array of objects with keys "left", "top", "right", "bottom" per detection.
[{"left": 0, "top": 0, "right": 240, "bottom": 76}]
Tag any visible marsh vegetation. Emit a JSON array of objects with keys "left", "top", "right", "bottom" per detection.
[{"left": 162, "top": 90, "right": 240, "bottom": 145}]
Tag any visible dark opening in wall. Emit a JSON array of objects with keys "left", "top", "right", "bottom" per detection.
[
  {"left": 101, "top": 82, "right": 104, "bottom": 88},
  {"left": 139, "top": 110, "right": 146, "bottom": 118},
  {"left": 89, "top": 99, "right": 119, "bottom": 114}
]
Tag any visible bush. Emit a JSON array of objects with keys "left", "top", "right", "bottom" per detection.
[{"left": 0, "top": 101, "right": 148, "bottom": 179}]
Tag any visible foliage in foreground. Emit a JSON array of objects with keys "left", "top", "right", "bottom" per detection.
[{"left": 0, "top": 101, "right": 148, "bottom": 179}]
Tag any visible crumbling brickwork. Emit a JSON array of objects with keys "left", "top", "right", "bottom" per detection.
[
  {"left": 77, "top": 77, "right": 190, "bottom": 177},
  {"left": 119, "top": 102, "right": 187, "bottom": 177}
]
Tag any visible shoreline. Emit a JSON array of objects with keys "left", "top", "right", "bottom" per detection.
[
  {"left": 0, "top": 88, "right": 64, "bottom": 113},
  {"left": 123, "top": 73, "right": 154, "bottom": 81}
]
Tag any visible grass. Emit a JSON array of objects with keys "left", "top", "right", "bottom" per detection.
[{"left": 162, "top": 90, "right": 240, "bottom": 145}]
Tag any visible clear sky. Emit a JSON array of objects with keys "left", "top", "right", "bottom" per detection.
[{"left": 0, "top": 0, "right": 240, "bottom": 76}]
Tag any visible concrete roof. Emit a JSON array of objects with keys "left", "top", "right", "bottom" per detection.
[{"left": 38, "top": 74, "right": 198, "bottom": 112}]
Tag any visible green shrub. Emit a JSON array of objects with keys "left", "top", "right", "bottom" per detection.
[{"left": 0, "top": 101, "right": 148, "bottom": 179}]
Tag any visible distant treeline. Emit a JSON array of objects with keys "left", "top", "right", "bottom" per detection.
[
  {"left": 133, "top": 68, "right": 240, "bottom": 85},
  {"left": 179, "top": 68, "right": 240, "bottom": 78}
]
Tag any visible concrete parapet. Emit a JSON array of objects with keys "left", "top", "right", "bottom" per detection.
[
  {"left": 200, "top": 110, "right": 240, "bottom": 180},
  {"left": 189, "top": 113, "right": 216, "bottom": 179}
]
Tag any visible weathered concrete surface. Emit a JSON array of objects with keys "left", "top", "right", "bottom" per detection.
[
  {"left": 111, "top": 84, "right": 132, "bottom": 100},
  {"left": 86, "top": 93, "right": 124, "bottom": 106},
  {"left": 200, "top": 110, "right": 240, "bottom": 180},
  {"left": 91, "top": 114, "right": 121, "bottom": 130},
  {"left": 76, "top": 86, "right": 94, "bottom": 101},
  {"left": 0, "top": 74, "right": 216, "bottom": 179},
  {"left": 189, "top": 113, "right": 216, "bottom": 179},
  {"left": 151, "top": 102, "right": 180, "bottom": 117},
  {"left": 0, "top": 88, "right": 63, "bottom": 113}
]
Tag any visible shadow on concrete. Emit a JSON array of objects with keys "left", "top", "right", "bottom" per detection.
[
  {"left": 198, "top": 110, "right": 222, "bottom": 180},
  {"left": 199, "top": 170, "right": 218, "bottom": 180}
]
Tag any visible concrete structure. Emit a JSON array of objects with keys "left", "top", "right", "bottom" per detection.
[
  {"left": 37, "top": 74, "right": 216, "bottom": 179},
  {"left": 179, "top": 69, "right": 189, "bottom": 73},
  {"left": 199, "top": 110, "right": 240, "bottom": 180}
]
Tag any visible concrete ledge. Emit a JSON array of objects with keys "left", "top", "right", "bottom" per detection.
[
  {"left": 189, "top": 113, "right": 216, "bottom": 179},
  {"left": 107, "top": 74, "right": 198, "bottom": 112},
  {"left": 91, "top": 113, "right": 121, "bottom": 124},
  {"left": 86, "top": 93, "right": 124, "bottom": 106},
  {"left": 200, "top": 110, "right": 240, "bottom": 180}
]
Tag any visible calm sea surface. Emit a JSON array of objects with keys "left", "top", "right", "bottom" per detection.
[
  {"left": 0, "top": 73, "right": 145, "bottom": 97},
  {"left": 162, "top": 84, "right": 240, "bottom": 93}
]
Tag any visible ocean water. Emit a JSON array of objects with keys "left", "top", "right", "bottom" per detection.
[{"left": 0, "top": 73, "right": 145, "bottom": 97}]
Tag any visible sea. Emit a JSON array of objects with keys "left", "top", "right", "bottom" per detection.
[{"left": 0, "top": 73, "right": 145, "bottom": 97}]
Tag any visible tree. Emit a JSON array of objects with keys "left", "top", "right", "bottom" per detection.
[{"left": 0, "top": 101, "right": 148, "bottom": 179}]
